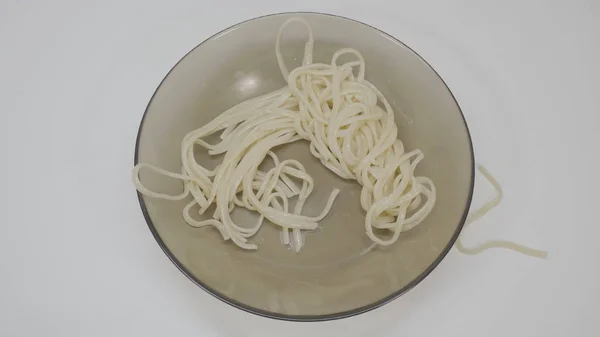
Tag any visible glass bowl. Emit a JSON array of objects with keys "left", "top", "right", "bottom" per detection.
[{"left": 134, "top": 12, "right": 474, "bottom": 321}]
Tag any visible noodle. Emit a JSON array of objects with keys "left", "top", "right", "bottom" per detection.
[
  {"left": 133, "top": 17, "right": 435, "bottom": 252},
  {"left": 456, "top": 165, "right": 548, "bottom": 259},
  {"left": 132, "top": 17, "right": 546, "bottom": 261}
]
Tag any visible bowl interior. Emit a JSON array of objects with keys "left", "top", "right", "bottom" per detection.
[{"left": 136, "top": 12, "right": 473, "bottom": 319}]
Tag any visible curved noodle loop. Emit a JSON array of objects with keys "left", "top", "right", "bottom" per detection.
[
  {"left": 457, "top": 165, "right": 548, "bottom": 259},
  {"left": 133, "top": 18, "right": 436, "bottom": 251}
]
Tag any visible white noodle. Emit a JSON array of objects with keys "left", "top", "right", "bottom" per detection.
[
  {"left": 133, "top": 18, "right": 545, "bottom": 260},
  {"left": 133, "top": 17, "right": 437, "bottom": 251},
  {"left": 456, "top": 165, "right": 548, "bottom": 259}
]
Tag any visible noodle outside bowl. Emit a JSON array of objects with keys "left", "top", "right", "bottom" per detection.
[{"left": 134, "top": 12, "right": 474, "bottom": 321}]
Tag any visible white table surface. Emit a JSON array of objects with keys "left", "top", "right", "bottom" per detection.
[{"left": 1, "top": 1, "right": 598, "bottom": 336}]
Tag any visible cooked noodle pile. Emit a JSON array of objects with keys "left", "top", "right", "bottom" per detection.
[{"left": 132, "top": 18, "right": 436, "bottom": 251}]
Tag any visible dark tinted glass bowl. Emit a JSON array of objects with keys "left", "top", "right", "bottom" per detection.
[{"left": 134, "top": 12, "right": 474, "bottom": 321}]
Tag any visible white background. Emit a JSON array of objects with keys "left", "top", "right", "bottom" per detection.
[{"left": 1, "top": 0, "right": 598, "bottom": 336}]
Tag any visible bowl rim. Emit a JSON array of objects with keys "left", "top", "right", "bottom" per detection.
[{"left": 133, "top": 11, "right": 475, "bottom": 322}]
